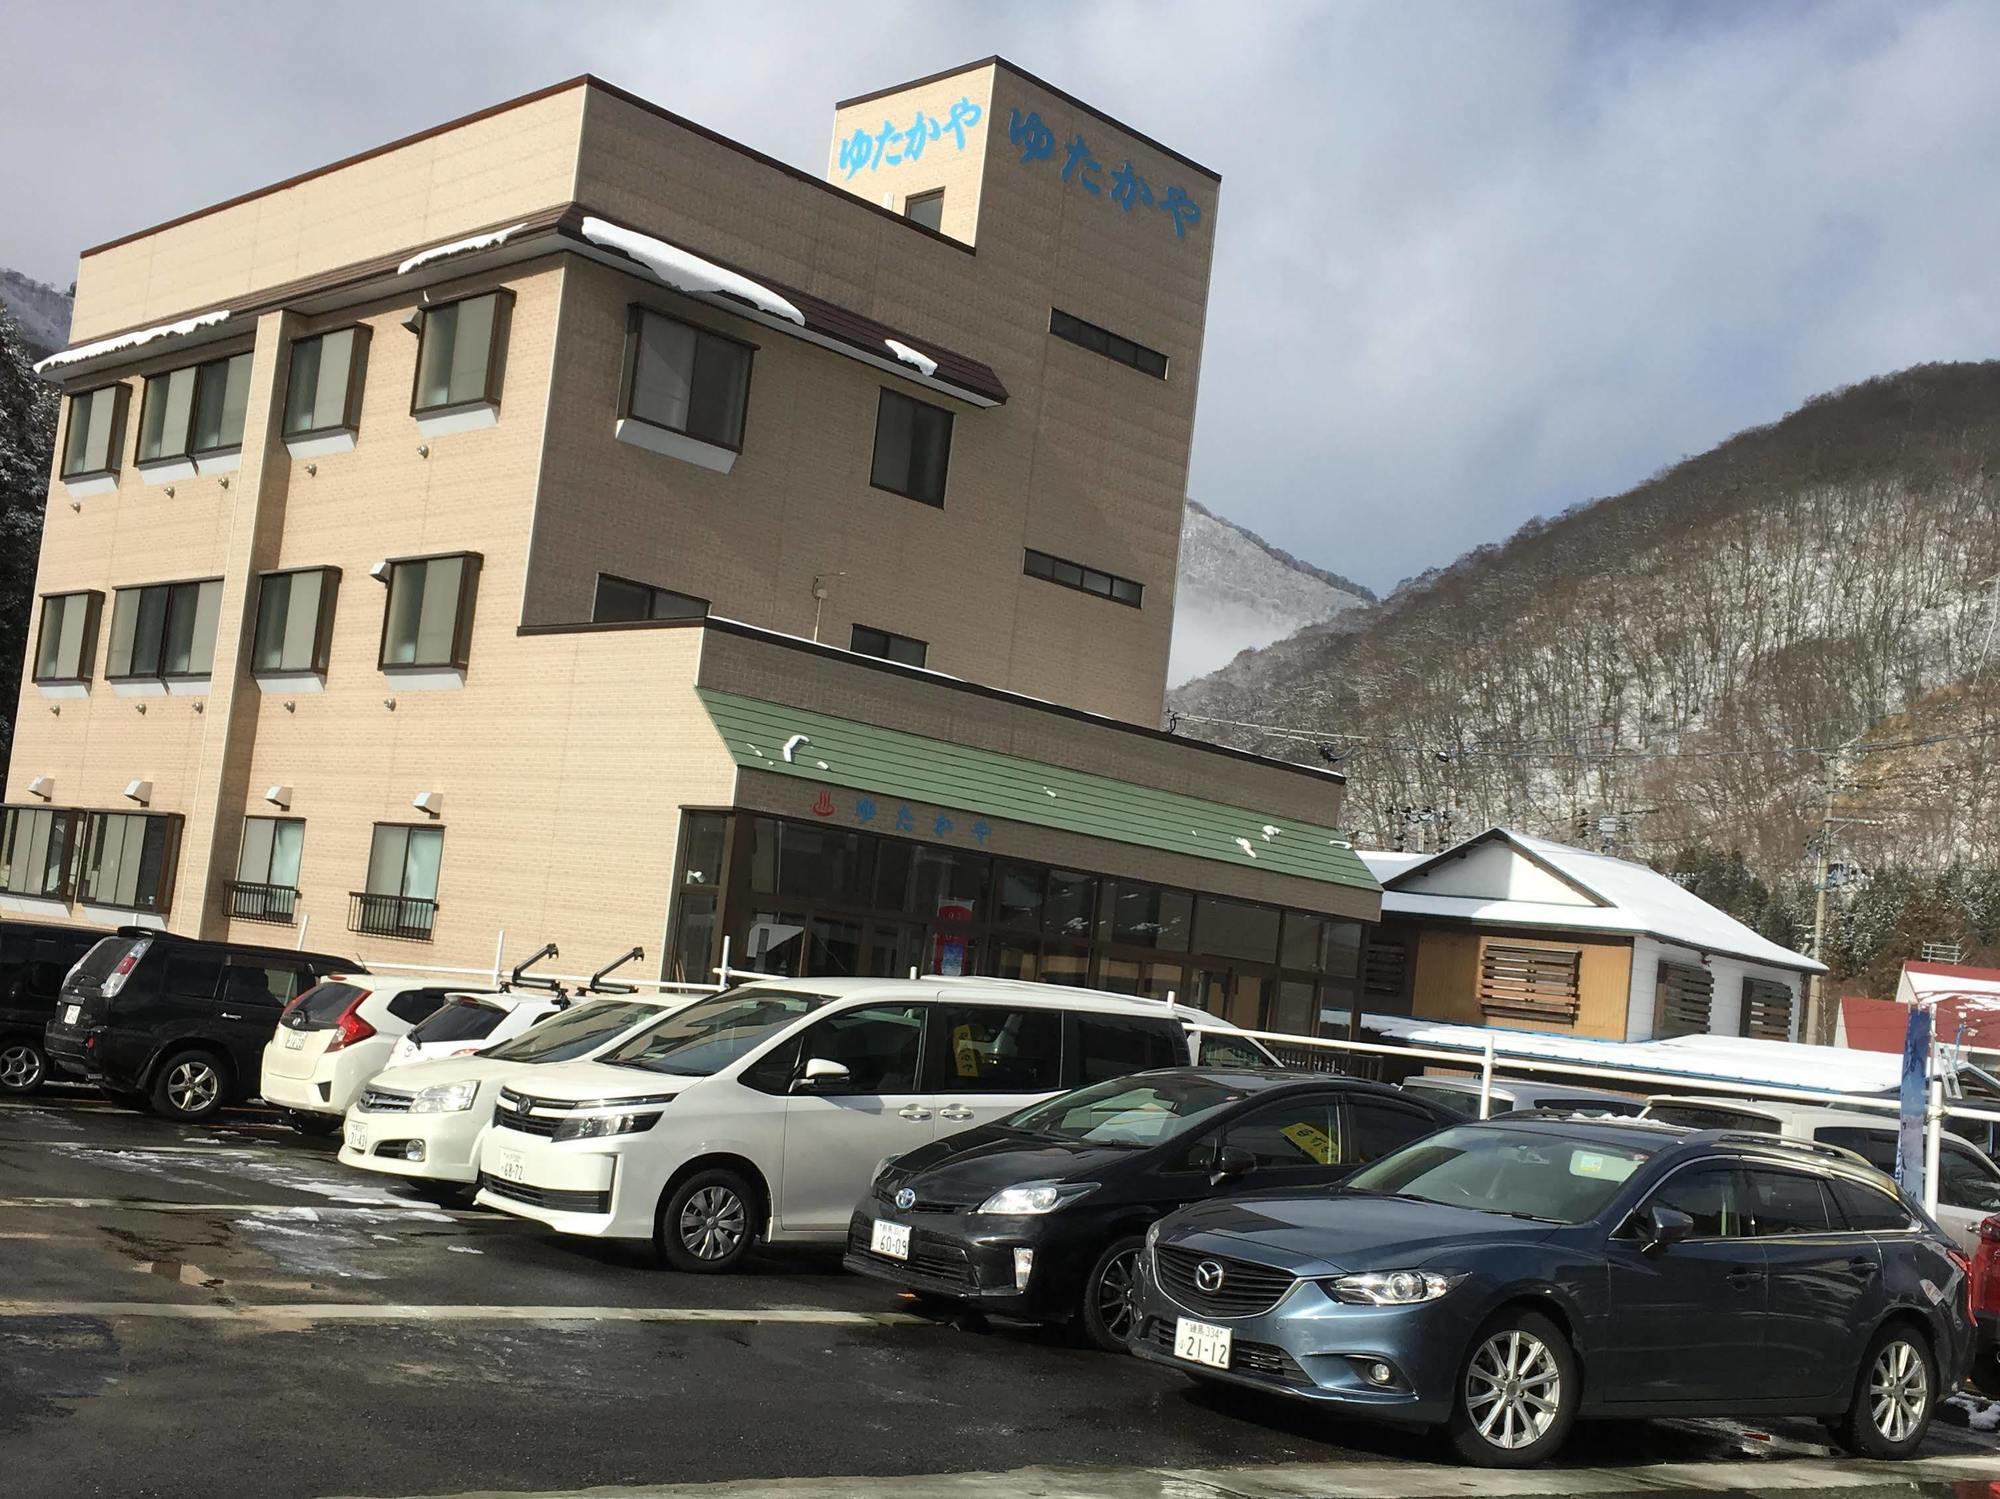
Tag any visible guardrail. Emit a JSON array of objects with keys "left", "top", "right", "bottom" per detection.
[{"left": 1186, "top": 1022, "right": 2000, "bottom": 1220}]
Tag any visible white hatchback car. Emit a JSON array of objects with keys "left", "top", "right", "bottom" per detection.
[
  {"left": 473, "top": 976, "right": 1274, "bottom": 1272},
  {"left": 381, "top": 992, "right": 569, "bottom": 1070},
  {"left": 260, "top": 979, "right": 506, "bottom": 1133},
  {"left": 339, "top": 994, "right": 677, "bottom": 1184}
]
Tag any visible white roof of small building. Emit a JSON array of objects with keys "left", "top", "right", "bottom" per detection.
[{"left": 1358, "top": 827, "right": 1824, "bottom": 975}]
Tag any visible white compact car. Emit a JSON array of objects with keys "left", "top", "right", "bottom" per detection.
[
  {"left": 474, "top": 976, "right": 1273, "bottom": 1272},
  {"left": 339, "top": 994, "right": 676, "bottom": 1184},
  {"left": 381, "top": 992, "right": 570, "bottom": 1070},
  {"left": 260, "top": 979, "right": 507, "bottom": 1133}
]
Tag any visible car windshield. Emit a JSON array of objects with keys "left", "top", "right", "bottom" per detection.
[
  {"left": 601, "top": 988, "right": 834, "bottom": 1077},
  {"left": 1398, "top": 1081, "right": 1482, "bottom": 1120},
  {"left": 409, "top": 998, "right": 507, "bottom": 1044},
  {"left": 71, "top": 937, "right": 142, "bottom": 985},
  {"left": 1006, "top": 1075, "right": 1247, "bottom": 1148},
  {"left": 290, "top": 981, "right": 368, "bottom": 1028},
  {"left": 482, "top": 1000, "right": 662, "bottom": 1064},
  {"left": 1345, "top": 1125, "right": 1654, "bottom": 1224}
]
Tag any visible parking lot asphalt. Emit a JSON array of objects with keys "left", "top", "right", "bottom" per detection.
[{"left": 4, "top": 1089, "right": 2000, "bottom": 1499}]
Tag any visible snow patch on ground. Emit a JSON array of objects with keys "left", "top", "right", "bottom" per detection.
[
  {"left": 35, "top": 309, "right": 230, "bottom": 372},
  {"left": 582, "top": 217, "right": 805, "bottom": 327},
  {"left": 1951, "top": 1394, "right": 2000, "bottom": 1432},
  {"left": 883, "top": 339, "right": 938, "bottom": 377},
  {"left": 398, "top": 223, "right": 528, "bottom": 275}
]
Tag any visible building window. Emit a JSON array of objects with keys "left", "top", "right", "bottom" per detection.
[
  {"left": 106, "top": 579, "right": 224, "bottom": 681},
  {"left": 669, "top": 811, "right": 729, "bottom": 984},
  {"left": 32, "top": 592, "right": 102, "bottom": 683},
  {"left": 79, "top": 811, "right": 181, "bottom": 913},
  {"left": 869, "top": 388, "right": 953, "bottom": 507},
  {"left": 1655, "top": 960, "right": 1715, "bottom": 1039},
  {"left": 904, "top": 189, "right": 945, "bottom": 232},
  {"left": 0, "top": 806, "right": 81, "bottom": 899},
  {"left": 622, "top": 307, "right": 753, "bottom": 451},
  {"left": 353, "top": 824, "right": 443, "bottom": 941},
  {"left": 411, "top": 290, "right": 511, "bottom": 415},
  {"left": 137, "top": 352, "right": 253, "bottom": 464},
  {"left": 850, "top": 624, "right": 927, "bottom": 668},
  {"left": 1480, "top": 942, "right": 1582, "bottom": 1025},
  {"left": 1023, "top": 549, "right": 1144, "bottom": 607},
  {"left": 1049, "top": 308, "right": 1169, "bottom": 380},
  {"left": 251, "top": 567, "right": 340, "bottom": 674},
  {"left": 232, "top": 816, "right": 304, "bottom": 924},
  {"left": 592, "top": 574, "right": 709, "bottom": 623},
  {"left": 379, "top": 553, "right": 481, "bottom": 671},
  {"left": 60, "top": 385, "right": 128, "bottom": 480},
  {"left": 1740, "top": 977, "right": 1793, "bottom": 1041},
  {"left": 283, "top": 326, "right": 369, "bottom": 438}
]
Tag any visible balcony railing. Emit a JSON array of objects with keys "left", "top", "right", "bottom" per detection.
[
  {"left": 228, "top": 881, "right": 298, "bottom": 925},
  {"left": 348, "top": 891, "right": 438, "bottom": 942}
]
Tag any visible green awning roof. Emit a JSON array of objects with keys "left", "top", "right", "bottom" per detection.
[{"left": 697, "top": 688, "right": 1379, "bottom": 892}]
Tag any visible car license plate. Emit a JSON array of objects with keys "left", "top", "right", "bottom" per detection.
[
  {"left": 283, "top": 1030, "right": 306, "bottom": 1050},
  {"left": 500, "top": 1149, "right": 525, "bottom": 1183},
  {"left": 870, "top": 1219, "right": 911, "bottom": 1260},
  {"left": 63, "top": 1004, "right": 80, "bottom": 1026},
  {"left": 344, "top": 1120, "right": 366, "bottom": 1151},
  {"left": 1174, "top": 1317, "right": 1232, "bottom": 1370}
]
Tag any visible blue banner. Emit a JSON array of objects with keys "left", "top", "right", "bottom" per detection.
[{"left": 1894, "top": 1004, "right": 1932, "bottom": 1201}]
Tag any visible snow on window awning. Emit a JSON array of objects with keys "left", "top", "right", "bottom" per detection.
[
  {"left": 35, "top": 309, "right": 231, "bottom": 375},
  {"left": 582, "top": 217, "right": 805, "bottom": 327},
  {"left": 399, "top": 223, "right": 529, "bottom": 275},
  {"left": 884, "top": 339, "right": 939, "bottom": 378}
]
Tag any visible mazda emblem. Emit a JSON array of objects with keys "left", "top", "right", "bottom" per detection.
[
  {"left": 894, "top": 1187, "right": 916, "bottom": 1211},
  {"left": 1194, "top": 1260, "right": 1227, "bottom": 1294}
]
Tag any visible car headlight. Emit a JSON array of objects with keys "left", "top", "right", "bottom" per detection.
[
  {"left": 1325, "top": 1269, "right": 1465, "bottom": 1305},
  {"left": 1146, "top": 1220, "right": 1162, "bottom": 1250},
  {"left": 977, "top": 1180, "right": 1098, "bottom": 1215},
  {"left": 552, "top": 1111, "right": 662, "bottom": 1142},
  {"left": 409, "top": 1081, "right": 480, "bottom": 1114}
]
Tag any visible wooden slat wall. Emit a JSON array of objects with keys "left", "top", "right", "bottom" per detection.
[
  {"left": 1655, "top": 962, "right": 1715, "bottom": 1039},
  {"left": 1740, "top": 977, "right": 1793, "bottom": 1041},
  {"left": 1478, "top": 942, "right": 1581, "bottom": 1023},
  {"left": 1363, "top": 933, "right": 1410, "bottom": 1014}
]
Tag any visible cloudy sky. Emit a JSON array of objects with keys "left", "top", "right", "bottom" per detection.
[{"left": 6, "top": 0, "right": 1998, "bottom": 595}]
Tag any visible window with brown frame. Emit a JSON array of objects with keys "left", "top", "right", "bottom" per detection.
[
  {"left": 1655, "top": 961, "right": 1715, "bottom": 1039},
  {"left": 106, "top": 579, "right": 224, "bottom": 681},
  {"left": 1478, "top": 942, "right": 1582, "bottom": 1024},
  {"left": 137, "top": 352, "right": 252, "bottom": 464},
  {"left": 0, "top": 805, "right": 83, "bottom": 900},
  {"left": 32, "top": 591, "right": 102, "bottom": 683},
  {"left": 378, "top": 553, "right": 481, "bottom": 671},
  {"left": 869, "top": 388, "right": 953, "bottom": 506},
  {"left": 1024, "top": 548, "right": 1144, "bottom": 607},
  {"left": 1049, "top": 308, "right": 1169, "bottom": 380},
  {"left": 620, "top": 307, "right": 753, "bottom": 451},
  {"left": 411, "top": 290, "right": 512, "bottom": 416},
  {"left": 1739, "top": 976, "right": 1793, "bottom": 1041},
  {"left": 904, "top": 189, "right": 945, "bottom": 232},
  {"left": 592, "top": 574, "right": 709, "bottom": 623},
  {"left": 78, "top": 810, "right": 182, "bottom": 914},
  {"left": 251, "top": 567, "right": 341, "bottom": 674},
  {"left": 850, "top": 623, "right": 927, "bottom": 668},
  {"left": 283, "top": 325, "right": 370, "bottom": 439},
  {"left": 59, "top": 385, "right": 128, "bottom": 481}
]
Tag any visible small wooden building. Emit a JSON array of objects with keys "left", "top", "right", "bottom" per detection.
[{"left": 1355, "top": 828, "right": 1823, "bottom": 1043}]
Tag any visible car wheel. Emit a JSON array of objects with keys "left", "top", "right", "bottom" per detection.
[
  {"left": 1832, "top": 1322, "right": 1937, "bottom": 1459},
  {"left": 1079, "top": 1235, "right": 1147, "bottom": 1353},
  {"left": 286, "top": 1110, "right": 341, "bottom": 1138},
  {"left": 149, "top": 1051, "right": 227, "bottom": 1122},
  {"left": 0, "top": 1039, "right": 48, "bottom": 1094},
  {"left": 1446, "top": 1309, "right": 1578, "bottom": 1467},
  {"left": 657, "top": 1168, "right": 758, "bottom": 1273}
]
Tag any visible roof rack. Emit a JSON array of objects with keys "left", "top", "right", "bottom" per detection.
[{"left": 1702, "top": 1130, "right": 1853, "bottom": 1162}]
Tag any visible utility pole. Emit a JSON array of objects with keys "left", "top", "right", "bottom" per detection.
[{"left": 1806, "top": 771, "right": 1837, "bottom": 1046}]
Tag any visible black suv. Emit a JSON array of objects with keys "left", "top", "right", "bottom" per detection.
[
  {"left": 0, "top": 919, "right": 112, "bottom": 1093},
  {"left": 45, "top": 928, "right": 364, "bottom": 1121}
]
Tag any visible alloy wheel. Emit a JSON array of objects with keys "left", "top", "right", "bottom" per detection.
[
  {"left": 679, "top": 1184, "right": 747, "bottom": 1261},
  {"left": 1869, "top": 1338, "right": 1930, "bottom": 1443},
  {"left": 0, "top": 1043, "right": 43, "bottom": 1091},
  {"left": 1465, "top": 1328, "right": 1561, "bottom": 1450},
  {"left": 1095, "top": 1249, "right": 1141, "bottom": 1341},
  {"left": 167, "top": 1060, "right": 220, "bottom": 1115}
]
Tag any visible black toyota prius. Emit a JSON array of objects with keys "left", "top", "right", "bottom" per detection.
[{"left": 844, "top": 1067, "right": 1457, "bottom": 1349}]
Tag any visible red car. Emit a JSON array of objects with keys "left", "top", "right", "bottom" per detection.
[{"left": 1973, "top": 1215, "right": 2000, "bottom": 1393}]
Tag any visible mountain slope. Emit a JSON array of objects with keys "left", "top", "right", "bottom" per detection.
[
  {"left": 1171, "top": 361, "right": 2000, "bottom": 891},
  {"left": 0, "top": 270, "right": 72, "bottom": 361},
  {"left": 1169, "top": 500, "right": 1375, "bottom": 686}
]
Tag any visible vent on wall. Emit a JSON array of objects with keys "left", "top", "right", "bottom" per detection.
[
  {"left": 1478, "top": 943, "right": 1582, "bottom": 1025},
  {"left": 1655, "top": 961, "right": 1715, "bottom": 1039},
  {"left": 1739, "top": 977, "right": 1793, "bottom": 1041}
]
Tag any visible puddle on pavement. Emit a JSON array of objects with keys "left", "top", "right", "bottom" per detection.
[{"left": 132, "top": 1259, "right": 225, "bottom": 1289}]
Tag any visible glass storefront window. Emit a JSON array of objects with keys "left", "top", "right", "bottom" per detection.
[
  {"left": 1098, "top": 881, "right": 1192, "bottom": 950},
  {"left": 1096, "top": 955, "right": 1186, "bottom": 1001},
  {"left": 1270, "top": 980, "right": 1317, "bottom": 1036},
  {"left": 1044, "top": 870, "right": 1096, "bottom": 939},
  {"left": 681, "top": 813, "right": 727, "bottom": 888},
  {"left": 1040, "top": 946, "right": 1090, "bottom": 988},
  {"left": 866, "top": 922, "right": 925, "bottom": 979},
  {"left": 1281, "top": 912, "right": 1324, "bottom": 971},
  {"left": 1321, "top": 919, "right": 1363, "bottom": 978},
  {"left": 808, "top": 917, "right": 863, "bottom": 976},
  {"left": 750, "top": 818, "right": 868, "bottom": 902},
  {"left": 995, "top": 862, "right": 1043, "bottom": 928},
  {"left": 1194, "top": 896, "right": 1281, "bottom": 964},
  {"left": 899, "top": 844, "right": 989, "bottom": 918},
  {"left": 673, "top": 890, "right": 717, "bottom": 984},
  {"left": 743, "top": 909, "right": 808, "bottom": 976}
]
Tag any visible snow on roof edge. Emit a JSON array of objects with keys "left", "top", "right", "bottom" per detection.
[
  {"left": 34, "top": 309, "right": 231, "bottom": 374},
  {"left": 398, "top": 222, "right": 529, "bottom": 275},
  {"left": 581, "top": 216, "right": 805, "bottom": 328}
]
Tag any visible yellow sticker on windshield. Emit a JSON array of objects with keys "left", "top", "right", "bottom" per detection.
[
  {"left": 1279, "top": 1122, "right": 1337, "bottom": 1165},
  {"left": 1569, "top": 1150, "right": 1638, "bottom": 1182}
]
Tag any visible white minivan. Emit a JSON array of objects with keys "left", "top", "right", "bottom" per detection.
[{"left": 474, "top": 977, "right": 1273, "bottom": 1272}]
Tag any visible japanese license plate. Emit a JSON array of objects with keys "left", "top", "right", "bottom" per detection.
[
  {"left": 870, "top": 1219, "right": 911, "bottom": 1260},
  {"left": 499, "top": 1149, "right": 525, "bottom": 1183},
  {"left": 344, "top": 1120, "right": 366, "bottom": 1152},
  {"left": 63, "top": 1004, "right": 80, "bottom": 1026},
  {"left": 283, "top": 1030, "right": 306, "bottom": 1050},
  {"left": 1174, "top": 1317, "right": 1232, "bottom": 1370}
]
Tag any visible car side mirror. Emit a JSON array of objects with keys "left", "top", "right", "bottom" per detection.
[
  {"left": 792, "top": 1057, "right": 850, "bottom": 1093},
  {"left": 1209, "top": 1145, "right": 1256, "bottom": 1188},
  {"left": 1641, "top": 1203, "right": 1694, "bottom": 1253}
]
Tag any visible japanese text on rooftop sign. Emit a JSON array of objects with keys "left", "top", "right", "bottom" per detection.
[
  {"left": 838, "top": 98, "right": 985, "bottom": 178},
  {"left": 1005, "top": 109, "right": 1204, "bottom": 241}
]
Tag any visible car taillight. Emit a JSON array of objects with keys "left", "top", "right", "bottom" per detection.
[
  {"left": 1979, "top": 1216, "right": 2000, "bottom": 1244},
  {"left": 1949, "top": 1246, "right": 1974, "bottom": 1280},
  {"left": 324, "top": 994, "right": 376, "bottom": 1053},
  {"left": 102, "top": 944, "right": 147, "bottom": 999}
]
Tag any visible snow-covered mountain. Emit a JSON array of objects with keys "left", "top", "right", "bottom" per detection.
[
  {"left": 0, "top": 270, "right": 73, "bottom": 360},
  {"left": 1168, "top": 499, "right": 1375, "bottom": 686}
]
